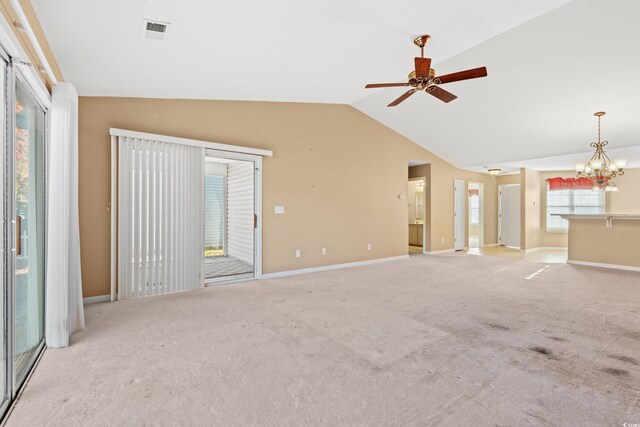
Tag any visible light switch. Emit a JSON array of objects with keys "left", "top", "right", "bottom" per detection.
[{"left": 275, "top": 206, "right": 285, "bottom": 214}]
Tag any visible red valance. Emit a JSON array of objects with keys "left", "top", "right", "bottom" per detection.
[
  {"left": 468, "top": 189, "right": 479, "bottom": 197},
  {"left": 547, "top": 177, "right": 593, "bottom": 191}
]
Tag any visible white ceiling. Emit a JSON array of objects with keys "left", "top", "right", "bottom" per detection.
[
  {"left": 355, "top": 0, "right": 640, "bottom": 171},
  {"left": 32, "top": 0, "right": 570, "bottom": 104},
  {"left": 32, "top": 0, "right": 640, "bottom": 172}
]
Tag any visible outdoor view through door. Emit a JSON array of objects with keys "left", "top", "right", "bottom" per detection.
[{"left": 204, "top": 156, "right": 255, "bottom": 282}]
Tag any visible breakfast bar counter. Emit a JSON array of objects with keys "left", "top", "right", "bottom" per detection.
[{"left": 555, "top": 214, "right": 640, "bottom": 270}]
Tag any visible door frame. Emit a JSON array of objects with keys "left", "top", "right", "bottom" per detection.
[
  {"left": 498, "top": 184, "right": 521, "bottom": 248},
  {"left": 408, "top": 177, "right": 427, "bottom": 253},
  {"left": 453, "top": 179, "right": 466, "bottom": 251},
  {"left": 1, "top": 52, "right": 49, "bottom": 417},
  {"left": 204, "top": 148, "right": 263, "bottom": 285}
]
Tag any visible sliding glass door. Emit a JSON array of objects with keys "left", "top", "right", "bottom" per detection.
[
  {"left": 13, "top": 78, "right": 45, "bottom": 385},
  {"left": 0, "top": 51, "right": 47, "bottom": 421},
  {"left": 0, "top": 54, "right": 7, "bottom": 417}
]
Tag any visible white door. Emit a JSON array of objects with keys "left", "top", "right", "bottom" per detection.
[
  {"left": 499, "top": 185, "right": 521, "bottom": 248},
  {"left": 454, "top": 179, "right": 466, "bottom": 250}
]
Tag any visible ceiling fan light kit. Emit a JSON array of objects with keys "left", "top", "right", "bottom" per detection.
[
  {"left": 365, "top": 35, "right": 488, "bottom": 107},
  {"left": 574, "top": 112, "right": 625, "bottom": 192}
]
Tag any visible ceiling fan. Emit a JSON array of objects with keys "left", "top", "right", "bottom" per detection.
[{"left": 365, "top": 35, "right": 488, "bottom": 107}]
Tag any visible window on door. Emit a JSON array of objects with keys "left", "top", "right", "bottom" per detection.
[{"left": 546, "top": 186, "right": 605, "bottom": 232}]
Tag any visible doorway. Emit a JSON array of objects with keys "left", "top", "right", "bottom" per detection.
[
  {"left": 204, "top": 152, "right": 258, "bottom": 283},
  {"left": 499, "top": 184, "right": 521, "bottom": 248},
  {"left": 468, "top": 182, "right": 483, "bottom": 248},
  {"left": 407, "top": 177, "right": 426, "bottom": 254}
]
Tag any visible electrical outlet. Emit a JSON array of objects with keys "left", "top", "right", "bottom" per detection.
[
  {"left": 322, "top": 248, "right": 327, "bottom": 255},
  {"left": 367, "top": 244, "right": 372, "bottom": 251},
  {"left": 295, "top": 249, "right": 301, "bottom": 258}
]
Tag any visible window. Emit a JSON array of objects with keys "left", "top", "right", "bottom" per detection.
[
  {"left": 469, "top": 193, "right": 480, "bottom": 225},
  {"left": 546, "top": 186, "right": 604, "bottom": 232}
]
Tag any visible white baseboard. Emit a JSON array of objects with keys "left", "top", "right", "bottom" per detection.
[
  {"left": 425, "top": 249, "right": 455, "bottom": 254},
  {"left": 260, "top": 255, "right": 409, "bottom": 279},
  {"left": 568, "top": 260, "right": 640, "bottom": 272},
  {"left": 524, "top": 246, "right": 568, "bottom": 253},
  {"left": 83, "top": 295, "right": 111, "bottom": 304}
]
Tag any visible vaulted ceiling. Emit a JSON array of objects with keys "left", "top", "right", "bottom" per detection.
[{"left": 32, "top": 0, "right": 640, "bottom": 171}]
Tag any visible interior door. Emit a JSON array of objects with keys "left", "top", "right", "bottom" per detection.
[
  {"left": 454, "top": 179, "right": 466, "bottom": 250},
  {"left": 499, "top": 185, "right": 521, "bottom": 248}
]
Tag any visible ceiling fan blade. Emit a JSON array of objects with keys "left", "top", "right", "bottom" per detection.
[
  {"left": 426, "top": 86, "right": 457, "bottom": 103},
  {"left": 435, "top": 67, "right": 487, "bottom": 85},
  {"left": 388, "top": 89, "right": 417, "bottom": 107},
  {"left": 365, "top": 83, "right": 409, "bottom": 88},
  {"left": 414, "top": 57, "right": 432, "bottom": 78}
]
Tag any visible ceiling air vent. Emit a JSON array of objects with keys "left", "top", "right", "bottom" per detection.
[{"left": 141, "top": 19, "right": 170, "bottom": 41}]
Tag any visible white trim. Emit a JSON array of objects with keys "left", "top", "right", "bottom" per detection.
[
  {"left": 260, "top": 255, "right": 409, "bottom": 279},
  {"left": 523, "top": 246, "right": 567, "bottom": 253},
  {"left": 83, "top": 295, "right": 111, "bottom": 304},
  {"left": 426, "top": 249, "right": 455, "bottom": 254},
  {"left": 9, "top": 0, "right": 58, "bottom": 85},
  {"left": 110, "top": 128, "right": 273, "bottom": 157},
  {"left": 453, "top": 179, "right": 466, "bottom": 251},
  {"left": 568, "top": 259, "right": 640, "bottom": 272},
  {"left": 110, "top": 136, "right": 117, "bottom": 301},
  {"left": 0, "top": 8, "right": 51, "bottom": 108}
]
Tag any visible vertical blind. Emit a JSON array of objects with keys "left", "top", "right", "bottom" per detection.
[
  {"left": 227, "top": 161, "right": 254, "bottom": 264},
  {"left": 118, "top": 137, "right": 204, "bottom": 299},
  {"left": 204, "top": 175, "right": 225, "bottom": 252}
]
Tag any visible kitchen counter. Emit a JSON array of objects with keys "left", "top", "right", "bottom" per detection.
[{"left": 553, "top": 214, "right": 640, "bottom": 270}]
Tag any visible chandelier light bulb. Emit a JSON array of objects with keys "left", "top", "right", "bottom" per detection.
[
  {"left": 574, "top": 162, "right": 585, "bottom": 172},
  {"left": 590, "top": 159, "right": 603, "bottom": 170},
  {"left": 615, "top": 158, "right": 627, "bottom": 169},
  {"left": 584, "top": 165, "right": 592, "bottom": 174},
  {"left": 605, "top": 183, "right": 618, "bottom": 192}
]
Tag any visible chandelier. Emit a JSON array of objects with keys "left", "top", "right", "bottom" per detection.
[{"left": 574, "top": 112, "right": 626, "bottom": 192}]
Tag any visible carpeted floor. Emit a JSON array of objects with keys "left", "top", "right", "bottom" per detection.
[{"left": 7, "top": 253, "right": 640, "bottom": 426}]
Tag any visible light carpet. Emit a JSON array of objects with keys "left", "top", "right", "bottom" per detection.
[{"left": 6, "top": 253, "right": 640, "bottom": 426}]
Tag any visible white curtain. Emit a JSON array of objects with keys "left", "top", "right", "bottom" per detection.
[
  {"left": 46, "top": 83, "right": 84, "bottom": 348},
  {"left": 118, "top": 137, "right": 204, "bottom": 298}
]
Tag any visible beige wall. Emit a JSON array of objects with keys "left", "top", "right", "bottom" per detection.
[
  {"left": 80, "top": 97, "right": 498, "bottom": 297},
  {"left": 522, "top": 168, "right": 541, "bottom": 250},
  {"left": 608, "top": 168, "right": 640, "bottom": 213},
  {"left": 568, "top": 218, "right": 640, "bottom": 267}
]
